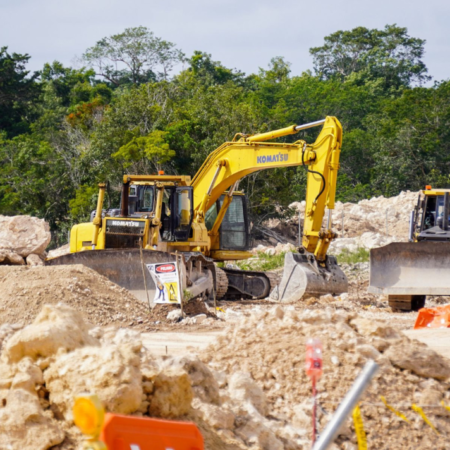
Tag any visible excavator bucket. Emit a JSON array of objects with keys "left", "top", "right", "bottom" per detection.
[
  {"left": 46, "top": 249, "right": 180, "bottom": 304},
  {"left": 369, "top": 242, "right": 450, "bottom": 297},
  {"left": 272, "top": 251, "right": 348, "bottom": 302}
]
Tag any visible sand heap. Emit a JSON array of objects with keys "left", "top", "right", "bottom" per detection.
[
  {"left": 0, "top": 265, "right": 151, "bottom": 329},
  {"left": 0, "top": 215, "right": 51, "bottom": 266}
]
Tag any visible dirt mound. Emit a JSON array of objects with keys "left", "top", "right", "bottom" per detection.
[
  {"left": 0, "top": 265, "right": 151, "bottom": 329},
  {"left": 202, "top": 305, "right": 450, "bottom": 449}
]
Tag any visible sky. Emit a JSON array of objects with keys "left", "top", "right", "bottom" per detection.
[{"left": 0, "top": 0, "right": 449, "bottom": 82}]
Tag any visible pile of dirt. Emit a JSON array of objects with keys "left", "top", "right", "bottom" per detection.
[
  {"left": 2, "top": 302, "right": 450, "bottom": 449},
  {"left": 202, "top": 305, "right": 450, "bottom": 449},
  {"left": 0, "top": 265, "right": 152, "bottom": 329}
]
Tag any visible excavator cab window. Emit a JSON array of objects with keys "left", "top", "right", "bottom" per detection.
[
  {"left": 219, "top": 195, "right": 249, "bottom": 250},
  {"left": 205, "top": 194, "right": 250, "bottom": 250}
]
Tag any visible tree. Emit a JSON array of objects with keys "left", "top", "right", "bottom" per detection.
[
  {"left": 310, "top": 25, "right": 430, "bottom": 90},
  {"left": 0, "top": 47, "right": 40, "bottom": 137},
  {"left": 82, "top": 27, "right": 184, "bottom": 86},
  {"left": 187, "top": 51, "right": 243, "bottom": 85},
  {"left": 113, "top": 129, "right": 176, "bottom": 173}
]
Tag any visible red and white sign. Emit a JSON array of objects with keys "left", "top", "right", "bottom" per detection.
[{"left": 156, "top": 264, "right": 176, "bottom": 273}]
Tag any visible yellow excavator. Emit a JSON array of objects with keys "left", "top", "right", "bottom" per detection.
[{"left": 48, "top": 117, "right": 348, "bottom": 302}]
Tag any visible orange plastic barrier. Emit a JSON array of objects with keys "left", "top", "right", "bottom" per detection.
[
  {"left": 100, "top": 413, "right": 204, "bottom": 450},
  {"left": 414, "top": 305, "right": 450, "bottom": 329}
]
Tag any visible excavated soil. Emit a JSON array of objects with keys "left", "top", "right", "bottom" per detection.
[
  {"left": 0, "top": 265, "right": 152, "bottom": 329},
  {"left": 202, "top": 307, "right": 450, "bottom": 450}
]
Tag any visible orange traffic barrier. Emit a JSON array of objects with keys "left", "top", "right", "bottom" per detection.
[
  {"left": 100, "top": 413, "right": 204, "bottom": 450},
  {"left": 414, "top": 305, "right": 450, "bottom": 329}
]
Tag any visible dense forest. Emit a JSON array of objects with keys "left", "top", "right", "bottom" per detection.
[{"left": 1, "top": 24, "right": 449, "bottom": 244}]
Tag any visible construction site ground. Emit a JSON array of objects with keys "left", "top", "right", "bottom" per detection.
[
  {"left": 2, "top": 192, "right": 450, "bottom": 450},
  {"left": 2, "top": 262, "right": 450, "bottom": 449}
]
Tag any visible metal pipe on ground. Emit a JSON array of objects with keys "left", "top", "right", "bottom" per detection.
[{"left": 313, "top": 360, "right": 379, "bottom": 450}]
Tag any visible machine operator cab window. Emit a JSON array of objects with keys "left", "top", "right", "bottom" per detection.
[
  {"left": 127, "top": 185, "right": 155, "bottom": 216},
  {"left": 205, "top": 193, "right": 249, "bottom": 250},
  {"left": 124, "top": 184, "right": 193, "bottom": 241},
  {"left": 422, "top": 194, "right": 450, "bottom": 231},
  {"left": 160, "top": 187, "right": 193, "bottom": 242}
]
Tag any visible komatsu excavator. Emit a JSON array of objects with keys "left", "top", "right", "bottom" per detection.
[
  {"left": 369, "top": 187, "right": 450, "bottom": 311},
  {"left": 48, "top": 117, "right": 348, "bottom": 302}
]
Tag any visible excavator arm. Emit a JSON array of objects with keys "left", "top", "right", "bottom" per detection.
[{"left": 191, "top": 116, "right": 343, "bottom": 262}]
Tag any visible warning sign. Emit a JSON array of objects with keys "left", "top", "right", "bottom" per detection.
[{"left": 146, "top": 262, "right": 182, "bottom": 304}]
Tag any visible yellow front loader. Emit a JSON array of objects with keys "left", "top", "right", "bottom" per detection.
[
  {"left": 48, "top": 117, "right": 348, "bottom": 303},
  {"left": 369, "top": 187, "right": 450, "bottom": 310}
]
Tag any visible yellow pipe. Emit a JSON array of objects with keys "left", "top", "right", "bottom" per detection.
[
  {"left": 247, "top": 125, "right": 297, "bottom": 142},
  {"left": 91, "top": 183, "right": 106, "bottom": 248}
]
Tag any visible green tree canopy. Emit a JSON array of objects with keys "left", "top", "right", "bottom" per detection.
[
  {"left": 310, "top": 24, "right": 430, "bottom": 90},
  {"left": 82, "top": 26, "right": 184, "bottom": 86},
  {"left": 0, "top": 47, "right": 40, "bottom": 137}
]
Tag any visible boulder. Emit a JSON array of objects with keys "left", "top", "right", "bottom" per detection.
[
  {"left": 2, "top": 304, "right": 98, "bottom": 363},
  {"left": 385, "top": 342, "right": 450, "bottom": 380},
  {"left": 10, "top": 357, "right": 44, "bottom": 394},
  {"left": 235, "top": 418, "right": 283, "bottom": 450},
  {"left": 161, "top": 355, "right": 220, "bottom": 404},
  {"left": 0, "top": 388, "right": 64, "bottom": 450},
  {"left": 0, "top": 215, "right": 51, "bottom": 257},
  {"left": 167, "top": 309, "right": 182, "bottom": 322},
  {"left": 0, "top": 250, "right": 25, "bottom": 265},
  {"left": 148, "top": 367, "right": 193, "bottom": 418},
  {"left": 351, "top": 318, "right": 401, "bottom": 340},
  {"left": 44, "top": 343, "right": 142, "bottom": 419},
  {"left": 26, "top": 254, "right": 44, "bottom": 266},
  {"left": 47, "top": 243, "right": 70, "bottom": 259},
  {"left": 193, "top": 399, "right": 235, "bottom": 429},
  {"left": 228, "top": 372, "right": 267, "bottom": 416}
]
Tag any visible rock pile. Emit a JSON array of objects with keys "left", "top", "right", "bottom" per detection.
[
  {"left": 0, "top": 215, "right": 51, "bottom": 265},
  {"left": 202, "top": 305, "right": 450, "bottom": 449},
  {"left": 259, "top": 191, "right": 418, "bottom": 254},
  {"left": 2, "top": 302, "right": 450, "bottom": 450}
]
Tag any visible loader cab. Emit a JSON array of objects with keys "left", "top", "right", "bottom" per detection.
[
  {"left": 123, "top": 183, "right": 194, "bottom": 242},
  {"left": 159, "top": 186, "right": 194, "bottom": 242},
  {"left": 417, "top": 190, "right": 450, "bottom": 241}
]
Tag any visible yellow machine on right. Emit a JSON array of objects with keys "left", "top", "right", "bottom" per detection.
[{"left": 369, "top": 186, "right": 450, "bottom": 311}]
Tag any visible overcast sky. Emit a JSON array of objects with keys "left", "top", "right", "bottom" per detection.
[{"left": 1, "top": 0, "right": 448, "bottom": 82}]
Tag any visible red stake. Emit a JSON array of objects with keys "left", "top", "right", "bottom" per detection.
[{"left": 306, "top": 338, "right": 323, "bottom": 447}]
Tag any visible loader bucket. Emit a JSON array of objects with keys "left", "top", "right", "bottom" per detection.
[
  {"left": 46, "top": 249, "right": 179, "bottom": 304},
  {"left": 369, "top": 242, "right": 450, "bottom": 296},
  {"left": 272, "top": 251, "right": 348, "bottom": 302}
]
